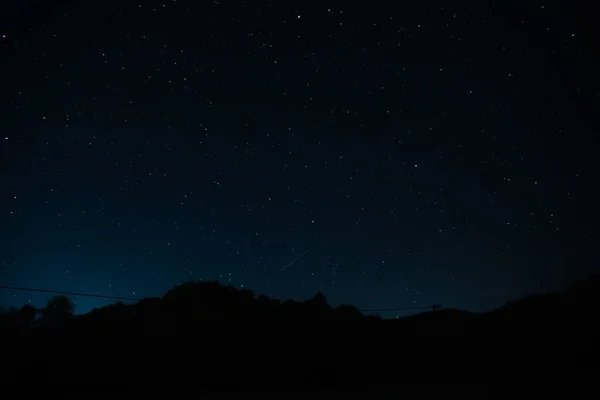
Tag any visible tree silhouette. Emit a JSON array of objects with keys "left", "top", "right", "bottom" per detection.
[
  {"left": 334, "top": 304, "right": 363, "bottom": 319},
  {"left": 40, "top": 295, "right": 75, "bottom": 325},
  {"left": 308, "top": 291, "right": 328, "bottom": 307},
  {"left": 19, "top": 304, "right": 37, "bottom": 328}
]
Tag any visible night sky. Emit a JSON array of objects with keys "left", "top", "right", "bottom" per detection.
[{"left": 1, "top": 1, "right": 598, "bottom": 317}]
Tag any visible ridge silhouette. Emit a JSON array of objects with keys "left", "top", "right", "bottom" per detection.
[{"left": 1, "top": 274, "right": 599, "bottom": 388}]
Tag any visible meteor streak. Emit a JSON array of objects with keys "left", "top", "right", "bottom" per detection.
[
  {"left": 280, "top": 248, "right": 311, "bottom": 271},
  {"left": 151, "top": 272, "right": 172, "bottom": 286}
]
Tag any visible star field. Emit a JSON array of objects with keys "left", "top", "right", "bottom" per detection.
[{"left": 1, "top": 1, "right": 598, "bottom": 316}]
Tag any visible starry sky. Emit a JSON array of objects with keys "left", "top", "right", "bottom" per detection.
[{"left": 1, "top": 0, "right": 599, "bottom": 317}]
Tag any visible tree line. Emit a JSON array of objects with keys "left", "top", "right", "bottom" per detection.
[{"left": 0, "top": 295, "right": 75, "bottom": 332}]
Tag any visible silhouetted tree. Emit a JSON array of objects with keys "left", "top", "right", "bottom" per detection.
[
  {"left": 40, "top": 295, "right": 75, "bottom": 325},
  {"left": 19, "top": 304, "right": 37, "bottom": 328},
  {"left": 307, "top": 291, "right": 328, "bottom": 307},
  {"left": 303, "top": 291, "right": 331, "bottom": 319},
  {"left": 334, "top": 304, "right": 363, "bottom": 319},
  {"left": 0, "top": 307, "right": 20, "bottom": 333}
]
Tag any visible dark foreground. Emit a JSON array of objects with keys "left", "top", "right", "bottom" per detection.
[
  {"left": 3, "top": 275, "right": 600, "bottom": 390},
  {"left": 5, "top": 326, "right": 598, "bottom": 391}
]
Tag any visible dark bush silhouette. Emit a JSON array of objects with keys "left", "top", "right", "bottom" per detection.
[
  {"left": 333, "top": 304, "right": 363, "bottom": 319},
  {"left": 39, "top": 295, "right": 75, "bottom": 325},
  {"left": 19, "top": 304, "right": 37, "bottom": 328}
]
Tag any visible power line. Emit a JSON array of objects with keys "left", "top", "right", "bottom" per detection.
[
  {"left": 0, "top": 285, "right": 141, "bottom": 302},
  {"left": 360, "top": 306, "right": 435, "bottom": 312},
  {"left": 0, "top": 285, "right": 439, "bottom": 313}
]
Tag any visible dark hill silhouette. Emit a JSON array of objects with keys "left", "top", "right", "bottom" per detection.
[
  {"left": 391, "top": 308, "right": 480, "bottom": 336},
  {"left": 482, "top": 273, "right": 600, "bottom": 333},
  {"left": 2, "top": 275, "right": 599, "bottom": 389}
]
